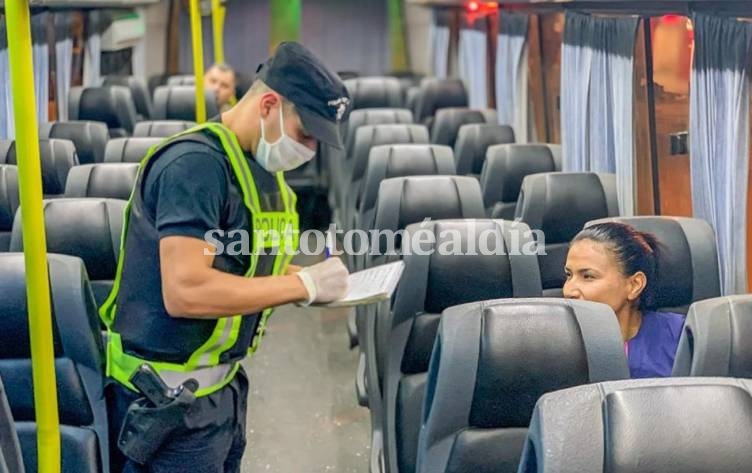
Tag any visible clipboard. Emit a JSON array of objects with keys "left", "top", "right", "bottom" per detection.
[{"left": 314, "top": 261, "right": 405, "bottom": 308}]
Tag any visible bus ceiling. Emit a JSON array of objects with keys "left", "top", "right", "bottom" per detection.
[{"left": 0, "top": 0, "right": 158, "bottom": 8}]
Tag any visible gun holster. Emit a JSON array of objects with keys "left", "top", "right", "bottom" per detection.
[{"left": 117, "top": 386, "right": 197, "bottom": 464}]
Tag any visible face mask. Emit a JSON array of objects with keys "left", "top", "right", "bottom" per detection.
[{"left": 256, "top": 107, "right": 316, "bottom": 173}]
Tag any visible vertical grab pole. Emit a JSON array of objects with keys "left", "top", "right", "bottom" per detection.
[
  {"left": 4, "top": 2, "right": 61, "bottom": 472},
  {"left": 189, "top": 0, "right": 207, "bottom": 123},
  {"left": 211, "top": 0, "right": 225, "bottom": 65}
]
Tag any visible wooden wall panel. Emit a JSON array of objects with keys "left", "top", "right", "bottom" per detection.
[
  {"left": 633, "top": 19, "right": 656, "bottom": 215},
  {"left": 527, "top": 14, "right": 548, "bottom": 142}
]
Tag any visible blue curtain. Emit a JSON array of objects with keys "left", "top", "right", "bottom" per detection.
[
  {"left": 458, "top": 15, "right": 488, "bottom": 108},
  {"left": 0, "top": 16, "right": 13, "bottom": 139},
  {"left": 496, "top": 13, "right": 529, "bottom": 142},
  {"left": 83, "top": 11, "right": 103, "bottom": 87},
  {"left": 55, "top": 13, "right": 74, "bottom": 121},
  {"left": 690, "top": 13, "right": 752, "bottom": 295},
  {"left": 429, "top": 10, "right": 450, "bottom": 79},
  {"left": 31, "top": 13, "right": 49, "bottom": 125},
  {"left": 560, "top": 12, "right": 638, "bottom": 216}
]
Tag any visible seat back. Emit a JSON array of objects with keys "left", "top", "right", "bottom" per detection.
[
  {"left": 102, "top": 75, "right": 153, "bottom": 120},
  {"left": 0, "top": 166, "right": 19, "bottom": 252},
  {"left": 0, "top": 139, "right": 79, "bottom": 196},
  {"left": 152, "top": 85, "right": 220, "bottom": 121},
  {"left": 384, "top": 219, "right": 543, "bottom": 473},
  {"left": 454, "top": 124, "right": 515, "bottom": 176},
  {"left": 417, "top": 298, "right": 630, "bottom": 473},
  {"left": 344, "top": 77, "right": 404, "bottom": 109},
  {"left": 515, "top": 172, "right": 619, "bottom": 295},
  {"left": 104, "top": 137, "right": 162, "bottom": 163},
  {"left": 519, "top": 377, "right": 752, "bottom": 473},
  {"left": 344, "top": 108, "right": 415, "bottom": 156},
  {"left": 10, "top": 199, "right": 125, "bottom": 305},
  {"left": 132, "top": 120, "right": 196, "bottom": 138},
  {"left": 166, "top": 74, "right": 195, "bottom": 86},
  {"left": 431, "top": 108, "right": 496, "bottom": 148},
  {"left": 414, "top": 78, "right": 468, "bottom": 124},
  {"left": 0, "top": 377, "right": 24, "bottom": 473},
  {"left": 64, "top": 163, "right": 139, "bottom": 200},
  {"left": 39, "top": 121, "right": 109, "bottom": 164},
  {"left": 480, "top": 144, "right": 561, "bottom": 219},
  {"left": 0, "top": 253, "right": 107, "bottom": 471},
  {"left": 70, "top": 86, "right": 138, "bottom": 137}
]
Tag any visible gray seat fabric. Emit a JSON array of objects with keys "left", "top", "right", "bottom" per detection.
[
  {"left": 383, "top": 219, "right": 543, "bottom": 473},
  {"left": 417, "top": 298, "right": 630, "bottom": 473},
  {"left": 342, "top": 124, "right": 430, "bottom": 233},
  {"left": 414, "top": 79, "right": 468, "bottom": 125},
  {"left": 0, "top": 254, "right": 108, "bottom": 471},
  {"left": 586, "top": 216, "right": 720, "bottom": 313},
  {"left": 132, "top": 120, "right": 196, "bottom": 138},
  {"left": 104, "top": 137, "right": 162, "bottom": 163},
  {"left": 0, "top": 377, "right": 24, "bottom": 473},
  {"left": 0, "top": 166, "right": 19, "bottom": 252},
  {"left": 64, "top": 163, "right": 139, "bottom": 200},
  {"left": 10, "top": 199, "right": 125, "bottom": 306},
  {"left": 430, "top": 108, "right": 497, "bottom": 148},
  {"left": 69, "top": 86, "right": 138, "bottom": 137},
  {"left": 344, "top": 77, "right": 404, "bottom": 109},
  {"left": 518, "top": 377, "right": 752, "bottom": 473},
  {"left": 480, "top": 144, "right": 561, "bottom": 220},
  {"left": 0, "top": 139, "right": 79, "bottom": 196},
  {"left": 406, "top": 86, "right": 421, "bottom": 118},
  {"left": 453, "top": 124, "right": 515, "bottom": 177},
  {"left": 39, "top": 121, "right": 109, "bottom": 165},
  {"left": 102, "top": 75, "right": 153, "bottom": 120},
  {"left": 515, "top": 172, "right": 619, "bottom": 296},
  {"left": 166, "top": 74, "right": 195, "bottom": 86},
  {"left": 673, "top": 295, "right": 752, "bottom": 377},
  {"left": 152, "top": 85, "right": 220, "bottom": 121}
]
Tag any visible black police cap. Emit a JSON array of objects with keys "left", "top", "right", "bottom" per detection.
[{"left": 256, "top": 42, "right": 351, "bottom": 149}]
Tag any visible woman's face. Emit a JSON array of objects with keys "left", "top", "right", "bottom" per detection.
[{"left": 563, "top": 239, "right": 645, "bottom": 315}]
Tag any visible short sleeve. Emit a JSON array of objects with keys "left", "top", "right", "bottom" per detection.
[{"left": 145, "top": 150, "right": 229, "bottom": 240}]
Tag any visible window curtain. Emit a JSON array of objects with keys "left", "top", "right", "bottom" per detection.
[
  {"left": 689, "top": 13, "right": 752, "bottom": 295},
  {"left": 496, "top": 12, "right": 529, "bottom": 142},
  {"left": 560, "top": 12, "right": 638, "bottom": 216},
  {"left": 428, "top": 9, "right": 450, "bottom": 79},
  {"left": 0, "top": 16, "right": 14, "bottom": 139},
  {"left": 31, "top": 13, "right": 49, "bottom": 125},
  {"left": 83, "top": 11, "right": 103, "bottom": 87},
  {"left": 55, "top": 12, "right": 74, "bottom": 121},
  {"left": 458, "top": 14, "right": 488, "bottom": 108}
]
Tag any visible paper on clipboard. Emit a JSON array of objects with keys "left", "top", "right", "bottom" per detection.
[{"left": 316, "top": 261, "right": 405, "bottom": 308}]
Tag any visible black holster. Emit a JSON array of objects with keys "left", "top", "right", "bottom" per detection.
[{"left": 117, "top": 387, "right": 197, "bottom": 465}]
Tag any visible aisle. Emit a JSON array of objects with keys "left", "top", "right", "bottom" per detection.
[{"left": 241, "top": 253, "right": 370, "bottom": 472}]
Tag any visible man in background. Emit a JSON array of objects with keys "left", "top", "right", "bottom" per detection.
[{"left": 205, "top": 63, "right": 237, "bottom": 111}]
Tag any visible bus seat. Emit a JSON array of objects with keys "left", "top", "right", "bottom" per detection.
[
  {"left": 585, "top": 215, "right": 720, "bottom": 312},
  {"left": 342, "top": 124, "right": 430, "bottom": 233},
  {"left": 430, "top": 108, "right": 495, "bottom": 148},
  {"left": 152, "top": 86, "right": 220, "bottom": 122},
  {"left": 0, "top": 254, "right": 108, "bottom": 472},
  {"left": 405, "top": 86, "right": 421, "bottom": 118},
  {"left": 515, "top": 172, "right": 619, "bottom": 296},
  {"left": 454, "top": 123, "right": 516, "bottom": 177},
  {"left": 344, "top": 77, "right": 404, "bottom": 109},
  {"left": 166, "top": 74, "right": 195, "bottom": 87},
  {"left": 0, "top": 166, "right": 19, "bottom": 252},
  {"left": 480, "top": 144, "right": 561, "bottom": 220},
  {"left": 417, "top": 298, "right": 629, "bottom": 473},
  {"left": 69, "top": 86, "right": 138, "bottom": 137},
  {"left": 673, "top": 295, "right": 752, "bottom": 377},
  {"left": 16, "top": 423, "right": 98, "bottom": 473},
  {"left": 0, "top": 139, "right": 79, "bottom": 197},
  {"left": 39, "top": 121, "right": 110, "bottom": 165},
  {"left": 10, "top": 199, "right": 125, "bottom": 306},
  {"left": 102, "top": 75, "right": 153, "bottom": 120},
  {"left": 65, "top": 164, "right": 139, "bottom": 200},
  {"left": 414, "top": 78, "right": 468, "bottom": 125},
  {"left": 104, "top": 137, "right": 162, "bottom": 163},
  {"left": 132, "top": 120, "right": 196, "bottom": 138},
  {"left": 518, "top": 377, "right": 752, "bottom": 473},
  {"left": 383, "top": 219, "right": 542, "bottom": 473},
  {"left": 0, "top": 376, "right": 24, "bottom": 473}
]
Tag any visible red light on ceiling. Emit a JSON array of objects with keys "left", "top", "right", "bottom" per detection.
[
  {"left": 467, "top": 1, "right": 479, "bottom": 11},
  {"left": 486, "top": 2, "right": 499, "bottom": 9},
  {"left": 662, "top": 14, "right": 683, "bottom": 25}
]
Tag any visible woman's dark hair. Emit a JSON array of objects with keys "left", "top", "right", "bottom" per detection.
[{"left": 571, "top": 222, "right": 663, "bottom": 310}]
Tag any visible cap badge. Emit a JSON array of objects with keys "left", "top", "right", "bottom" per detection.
[{"left": 328, "top": 97, "right": 351, "bottom": 122}]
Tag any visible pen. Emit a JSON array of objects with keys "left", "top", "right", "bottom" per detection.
[{"left": 325, "top": 231, "right": 332, "bottom": 259}]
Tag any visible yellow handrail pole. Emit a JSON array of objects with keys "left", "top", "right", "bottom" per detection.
[
  {"left": 189, "top": 0, "right": 207, "bottom": 123},
  {"left": 5, "top": 2, "right": 61, "bottom": 472},
  {"left": 211, "top": 0, "right": 225, "bottom": 65}
]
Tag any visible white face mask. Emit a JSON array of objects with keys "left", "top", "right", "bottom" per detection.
[{"left": 256, "top": 107, "right": 316, "bottom": 173}]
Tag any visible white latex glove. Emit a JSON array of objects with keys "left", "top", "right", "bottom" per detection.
[{"left": 295, "top": 258, "right": 349, "bottom": 305}]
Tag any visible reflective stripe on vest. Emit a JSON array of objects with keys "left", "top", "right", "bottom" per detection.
[{"left": 100, "top": 122, "right": 299, "bottom": 397}]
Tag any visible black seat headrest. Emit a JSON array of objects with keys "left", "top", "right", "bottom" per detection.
[
  {"left": 166, "top": 75, "right": 195, "bottom": 86},
  {"left": 73, "top": 86, "right": 138, "bottom": 136},
  {"left": 0, "top": 139, "right": 78, "bottom": 195},
  {"left": 430, "top": 108, "right": 494, "bottom": 148},
  {"left": 0, "top": 165, "right": 19, "bottom": 235},
  {"left": 351, "top": 124, "right": 430, "bottom": 184},
  {"left": 102, "top": 75, "right": 153, "bottom": 120},
  {"left": 453, "top": 124, "right": 515, "bottom": 175},
  {"left": 64, "top": 163, "right": 139, "bottom": 200},
  {"left": 132, "top": 120, "right": 196, "bottom": 138},
  {"left": 344, "top": 77, "right": 404, "bottom": 109},
  {"left": 344, "top": 108, "right": 414, "bottom": 155},
  {"left": 104, "top": 137, "right": 162, "bottom": 163},
  {"left": 39, "top": 121, "right": 109, "bottom": 164},
  {"left": 152, "top": 86, "right": 220, "bottom": 121},
  {"left": 415, "top": 78, "right": 468, "bottom": 123}
]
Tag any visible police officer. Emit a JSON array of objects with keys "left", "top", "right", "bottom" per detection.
[{"left": 103, "top": 42, "right": 351, "bottom": 473}]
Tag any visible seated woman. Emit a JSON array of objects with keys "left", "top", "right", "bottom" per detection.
[{"left": 563, "top": 222, "right": 685, "bottom": 378}]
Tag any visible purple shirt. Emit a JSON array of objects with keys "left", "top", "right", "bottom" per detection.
[{"left": 625, "top": 310, "right": 686, "bottom": 378}]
